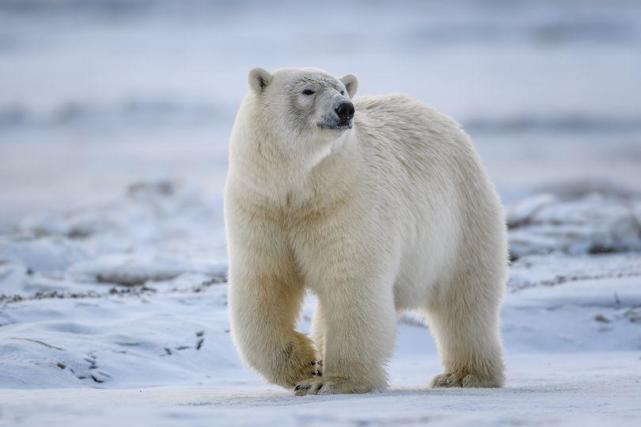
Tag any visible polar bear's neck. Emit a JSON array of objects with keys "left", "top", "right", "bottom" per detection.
[
  {"left": 230, "top": 123, "right": 360, "bottom": 213},
  {"left": 274, "top": 131, "right": 358, "bottom": 208},
  {"left": 302, "top": 131, "right": 351, "bottom": 171}
]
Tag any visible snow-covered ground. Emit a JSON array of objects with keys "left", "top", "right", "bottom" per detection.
[
  {"left": 1, "top": 1, "right": 641, "bottom": 426},
  {"left": 1, "top": 182, "right": 640, "bottom": 426}
]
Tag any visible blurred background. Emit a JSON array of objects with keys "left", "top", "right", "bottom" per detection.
[{"left": 1, "top": 0, "right": 641, "bottom": 226}]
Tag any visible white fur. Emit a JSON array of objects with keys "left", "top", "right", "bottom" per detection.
[{"left": 224, "top": 68, "right": 507, "bottom": 395}]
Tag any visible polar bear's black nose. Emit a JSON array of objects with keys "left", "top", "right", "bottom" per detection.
[{"left": 335, "top": 102, "right": 355, "bottom": 122}]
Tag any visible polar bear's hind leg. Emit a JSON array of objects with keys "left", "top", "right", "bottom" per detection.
[{"left": 426, "top": 271, "right": 505, "bottom": 388}]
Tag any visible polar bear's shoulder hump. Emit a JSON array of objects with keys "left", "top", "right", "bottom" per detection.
[{"left": 354, "top": 94, "right": 461, "bottom": 134}]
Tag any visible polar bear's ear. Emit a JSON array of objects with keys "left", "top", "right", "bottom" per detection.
[
  {"left": 340, "top": 74, "right": 358, "bottom": 98},
  {"left": 248, "top": 68, "right": 272, "bottom": 94}
]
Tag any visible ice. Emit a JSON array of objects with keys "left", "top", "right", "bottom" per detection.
[
  {"left": 0, "top": 181, "right": 227, "bottom": 298},
  {"left": 508, "top": 193, "right": 641, "bottom": 259}
]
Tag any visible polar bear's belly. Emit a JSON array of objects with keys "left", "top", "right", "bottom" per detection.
[{"left": 392, "top": 209, "right": 461, "bottom": 311}]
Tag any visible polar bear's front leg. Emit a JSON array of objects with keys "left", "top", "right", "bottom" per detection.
[
  {"left": 295, "top": 276, "right": 396, "bottom": 395},
  {"left": 227, "top": 208, "right": 320, "bottom": 388},
  {"left": 229, "top": 270, "right": 320, "bottom": 388}
]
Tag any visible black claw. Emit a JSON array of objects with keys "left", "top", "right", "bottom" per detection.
[
  {"left": 295, "top": 385, "right": 302, "bottom": 390},
  {"left": 313, "top": 370, "right": 322, "bottom": 377}
]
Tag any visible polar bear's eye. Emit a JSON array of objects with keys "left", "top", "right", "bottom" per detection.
[
  {"left": 302, "top": 89, "right": 315, "bottom": 96},
  {"left": 340, "top": 90, "right": 345, "bottom": 95}
]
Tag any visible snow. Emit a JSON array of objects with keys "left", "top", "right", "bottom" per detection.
[
  {"left": 2, "top": 1, "right": 641, "bottom": 425},
  {"left": 1, "top": 356, "right": 640, "bottom": 427},
  {"left": 1, "top": 183, "right": 640, "bottom": 426},
  {"left": 507, "top": 193, "right": 641, "bottom": 259}
]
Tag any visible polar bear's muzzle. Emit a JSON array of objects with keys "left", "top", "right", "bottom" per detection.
[
  {"left": 335, "top": 101, "right": 355, "bottom": 125},
  {"left": 319, "top": 101, "right": 355, "bottom": 130}
]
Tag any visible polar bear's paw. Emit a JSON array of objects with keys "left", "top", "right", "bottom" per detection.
[
  {"left": 278, "top": 333, "right": 322, "bottom": 387},
  {"left": 293, "top": 376, "right": 375, "bottom": 396},
  {"left": 430, "top": 370, "right": 503, "bottom": 388}
]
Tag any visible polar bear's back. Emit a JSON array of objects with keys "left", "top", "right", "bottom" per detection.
[
  {"left": 353, "top": 93, "right": 486, "bottom": 205},
  {"left": 354, "top": 94, "right": 473, "bottom": 164},
  {"left": 353, "top": 93, "right": 507, "bottom": 308}
]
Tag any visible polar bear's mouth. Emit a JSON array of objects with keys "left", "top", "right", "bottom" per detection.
[
  {"left": 318, "top": 120, "right": 353, "bottom": 131},
  {"left": 317, "top": 100, "right": 354, "bottom": 131}
]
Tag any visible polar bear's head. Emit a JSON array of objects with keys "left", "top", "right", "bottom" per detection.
[{"left": 247, "top": 68, "right": 358, "bottom": 144}]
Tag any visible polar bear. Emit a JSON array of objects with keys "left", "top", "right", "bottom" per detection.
[{"left": 224, "top": 67, "right": 507, "bottom": 395}]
